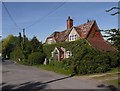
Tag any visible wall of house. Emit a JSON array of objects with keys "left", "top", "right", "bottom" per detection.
[{"left": 46, "top": 38, "right": 56, "bottom": 44}]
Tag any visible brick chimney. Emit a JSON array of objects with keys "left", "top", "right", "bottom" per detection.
[{"left": 67, "top": 16, "right": 73, "bottom": 29}]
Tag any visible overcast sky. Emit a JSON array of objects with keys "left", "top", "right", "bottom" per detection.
[{"left": 2, "top": 2, "right": 118, "bottom": 42}]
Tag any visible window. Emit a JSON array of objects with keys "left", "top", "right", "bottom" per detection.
[
  {"left": 48, "top": 38, "right": 53, "bottom": 44},
  {"left": 66, "top": 51, "right": 72, "bottom": 58},
  {"left": 69, "top": 34, "right": 77, "bottom": 41}
]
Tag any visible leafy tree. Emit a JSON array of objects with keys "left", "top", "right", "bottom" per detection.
[
  {"left": 30, "top": 36, "right": 43, "bottom": 53},
  {"left": 10, "top": 47, "right": 24, "bottom": 61},
  {"left": 2, "top": 35, "right": 19, "bottom": 59},
  {"left": 104, "top": 29, "right": 120, "bottom": 50}
]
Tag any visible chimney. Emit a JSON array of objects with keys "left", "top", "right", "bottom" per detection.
[{"left": 67, "top": 16, "right": 73, "bottom": 29}]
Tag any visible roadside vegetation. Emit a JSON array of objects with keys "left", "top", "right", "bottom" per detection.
[
  {"left": 43, "top": 39, "right": 119, "bottom": 75},
  {"left": 2, "top": 34, "right": 45, "bottom": 65},
  {"left": 1, "top": 29, "right": 119, "bottom": 76}
]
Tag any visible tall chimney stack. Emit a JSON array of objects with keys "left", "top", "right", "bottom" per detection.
[{"left": 67, "top": 16, "right": 73, "bottom": 29}]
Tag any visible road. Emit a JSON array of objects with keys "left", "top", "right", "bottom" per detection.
[{"left": 1, "top": 59, "right": 118, "bottom": 90}]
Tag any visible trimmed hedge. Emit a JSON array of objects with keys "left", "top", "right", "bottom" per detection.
[{"left": 28, "top": 52, "right": 45, "bottom": 65}]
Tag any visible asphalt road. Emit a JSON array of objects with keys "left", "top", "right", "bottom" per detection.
[{"left": 1, "top": 59, "right": 118, "bottom": 91}]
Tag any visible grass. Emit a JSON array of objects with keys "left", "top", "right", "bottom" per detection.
[
  {"left": 76, "top": 67, "right": 119, "bottom": 76},
  {"left": 90, "top": 68, "right": 119, "bottom": 88},
  {"left": 107, "top": 67, "right": 119, "bottom": 73},
  {"left": 38, "top": 64, "right": 72, "bottom": 75},
  {"left": 105, "top": 78, "right": 120, "bottom": 87}
]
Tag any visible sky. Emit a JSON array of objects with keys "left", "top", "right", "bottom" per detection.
[{"left": 2, "top": 2, "right": 118, "bottom": 42}]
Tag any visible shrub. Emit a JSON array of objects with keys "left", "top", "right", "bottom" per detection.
[
  {"left": 10, "top": 47, "right": 24, "bottom": 61},
  {"left": 95, "top": 64, "right": 110, "bottom": 73},
  {"left": 28, "top": 52, "right": 45, "bottom": 65},
  {"left": 43, "top": 39, "right": 118, "bottom": 75},
  {"left": 109, "top": 52, "right": 119, "bottom": 68}
]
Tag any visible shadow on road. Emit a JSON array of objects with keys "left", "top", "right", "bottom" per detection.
[
  {"left": 97, "top": 84, "right": 119, "bottom": 91},
  {"left": 1, "top": 75, "right": 74, "bottom": 91},
  {"left": 43, "top": 74, "right": 74, "bottom": 84},
  {"left": 1, "top": 81, "right": 47, "bottom": 91}
]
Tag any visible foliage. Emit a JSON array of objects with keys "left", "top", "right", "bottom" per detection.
[
  {"left": 30, "top": 36, "right": 43, "bottom": 53},
  {"left": 2, "top": 34, "right": 46, "bottom": 66},
  {"left": 40, "top": 60, "right": 72, "bottom": 75},
  {"left": 28, "top": 52, "right": 45, "bottom": 65},
  {"left": 104, "top": 29, "right": 120, "bottom": 50},
  {"left": 10, "top": 47, "right": 24, "bottom": 61},
  {"left": 43, "top": 39, "right": 118, "bottom": 75},
  {"left": 2, "top": 35, "right": 19, "bottom": 59}
]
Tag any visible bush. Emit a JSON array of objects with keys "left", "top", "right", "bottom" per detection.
[
  {"left": 10, "top": 47, "right": 24, "bottom": 61},
  {"left": 28, "top": 52, "right": 45, "bottom": 65},
  {"left": 43, "top": 39, "right": 118, "bottom": 75},
  {"left": 109, "top": 52, "right": 119, "bottom": 68}
]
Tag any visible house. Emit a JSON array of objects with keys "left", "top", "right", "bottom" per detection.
[
  {"left": 45, "top": 16, "right": 116, "bottom": 52},
  {"left": 51, "top": 47, "right": 72, "bottom": 61}
]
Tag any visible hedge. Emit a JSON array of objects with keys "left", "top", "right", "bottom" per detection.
[
  {"left": 43, "top": 39, "right": 119, "bottom": 74},
  {"left": 28, "top": 52, "right": 45, "bottom": 65}
]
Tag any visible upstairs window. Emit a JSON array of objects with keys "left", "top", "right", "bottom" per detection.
[
  {"left": 69, "top": 34, "right": 77, "bottom": 41},
  {"left": 48, "top": 38, "right": 53, "bottom": 44}
]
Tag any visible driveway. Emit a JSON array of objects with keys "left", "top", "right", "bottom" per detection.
[{"left": 1, "top": 60, "right": 118, "bottom": 90}]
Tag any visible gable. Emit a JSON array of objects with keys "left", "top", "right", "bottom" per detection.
[
  {"left": 66, "top": 27, "right": 80, "bottom": 41},
  {"left": 69, "top": 27, "right": 80, "bottom": 36},
  {"left": 87, "top": 21, "right": 117, "bottom": 51}
]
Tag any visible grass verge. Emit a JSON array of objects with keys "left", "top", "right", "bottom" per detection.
[
  {"left": 38, "top": 64, "right": 72, "bottom": 75},
  {"left": 105, "top": 78, "right": 120, "bottom": 87}
]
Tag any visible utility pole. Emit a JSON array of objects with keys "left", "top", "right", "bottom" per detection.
[
  {"left": 23, "top": 28, "right": 25, "bottom": 43},
  {"left": 22, "top": 28, "right": 27, "bottom": 60}
]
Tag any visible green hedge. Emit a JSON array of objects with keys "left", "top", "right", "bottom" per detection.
[
  {"left": 43, "top": 39, "right": 119, "bottom": 75},
  {"left": 28, "top": 52, "right": 46, "bottom": 65},
  {"left": 43, "top": 39, "right": 88, "bottom": 58}
]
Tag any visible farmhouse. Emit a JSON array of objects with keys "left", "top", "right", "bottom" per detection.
[{"left": 45, "top": 16, "right": 116, "bottom": 61}]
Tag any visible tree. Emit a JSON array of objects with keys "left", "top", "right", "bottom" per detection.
[
  {"left": 104, "top": 29, "right": 120, "bottom": 50},
  {"left": 2, "top": 35, "right": 19, "bottom": 59},
  {"left": 30, "top": 36, "right": 43, "bottom": 53}
]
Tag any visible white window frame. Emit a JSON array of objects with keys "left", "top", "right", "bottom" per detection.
[
  {"left": 66, "top": 51, "right": 72, "bottom": 58},
  {"left": 69, "top": 34, "right": 77, "bottom": 41}
]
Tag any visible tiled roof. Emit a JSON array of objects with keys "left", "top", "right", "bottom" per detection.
[
  {"left": 47, "top": 20, "right": 95, "bottom": 42},
  {"left": 88, "top": 38, "right": 117, "bottom": 52}
]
